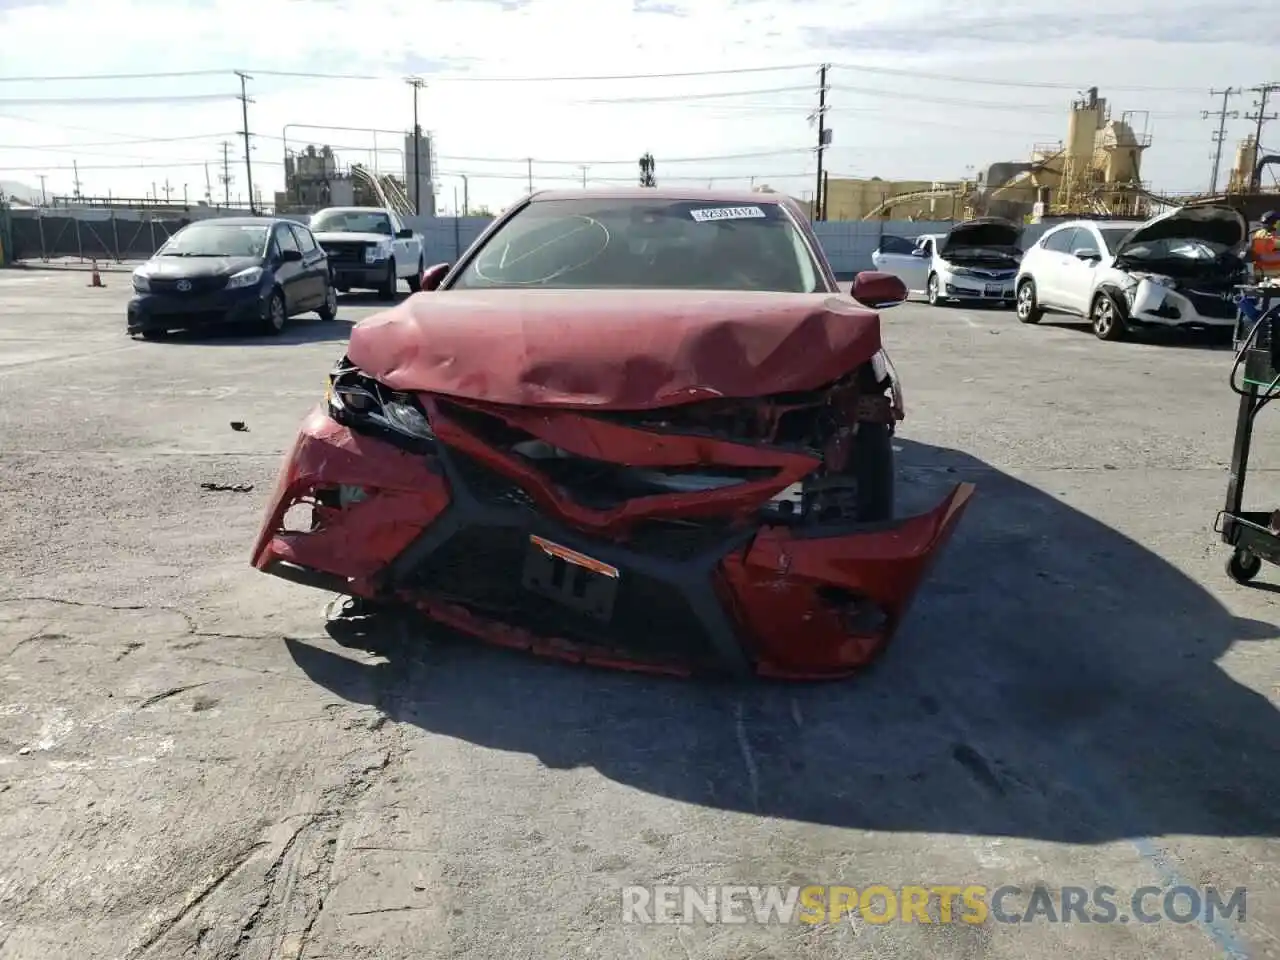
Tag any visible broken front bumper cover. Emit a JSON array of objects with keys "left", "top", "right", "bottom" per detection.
[{"left": 251, "top": 408, "right": 974, "bottom": 680}]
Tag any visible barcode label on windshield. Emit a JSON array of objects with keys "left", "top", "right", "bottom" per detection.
[{"left": 689, "top": 206, "right": 767, "bottom": 222}]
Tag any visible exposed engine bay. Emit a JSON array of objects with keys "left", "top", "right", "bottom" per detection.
[
  {"left": 1116, "top": 252, "right": 1248, "bottom": 321},
  {"left": 329, "top": 348, "right": 905, "bottom": 529}
]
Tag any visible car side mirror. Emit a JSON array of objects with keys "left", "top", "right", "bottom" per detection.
[
  {"left": 278, "top": 248, "right": 303, "bottom": 263},
  {"left": 852, "top": 271, "right": 908, "bottom": 309},
  {"left": 911, "top": 248, "right": 928, "bottom": 258},
  {"left": 1073, "top": 247, "right": 1101, "bottom": 261},
  {"left": 396, "top": 228, "right": 414, "bottom": 239},
  {"left": 420, "top": 262, "right": 451, "bottom": 292}
]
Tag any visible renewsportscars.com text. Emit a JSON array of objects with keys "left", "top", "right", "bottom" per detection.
[{"left": 620, "top": 884, "right": 1247, "bottom": 926}]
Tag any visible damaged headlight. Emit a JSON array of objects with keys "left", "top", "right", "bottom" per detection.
[{"left": 325, "top": 359, "right": 435, "bottom": 446}]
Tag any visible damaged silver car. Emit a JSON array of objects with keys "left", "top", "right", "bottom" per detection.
[{"left": 1014, "top": 205, "right": 1249, "bottom": 341}]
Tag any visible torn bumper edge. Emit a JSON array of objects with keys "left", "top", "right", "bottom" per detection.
[{"left": 251, "top": 410, "right": 975, "bottom": 679}]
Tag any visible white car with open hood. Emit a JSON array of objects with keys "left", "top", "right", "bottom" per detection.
[
  {"left": 871, "top": 218, "right": 1023, "bottom": 307},
  {"left": 1012, "top": 205, "right": 1249, "bottom": 341}
]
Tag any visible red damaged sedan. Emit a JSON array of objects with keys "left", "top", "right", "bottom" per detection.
[{"left": 251, "top": 189, "right": 974, "bottom": 679}]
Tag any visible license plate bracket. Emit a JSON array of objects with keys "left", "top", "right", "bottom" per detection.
[
  {"left": 520, "top": 535, "right": 620, "bottom": 622},
  {"left": 984, "top": 283, "right": 1003, "bottom": 297}
]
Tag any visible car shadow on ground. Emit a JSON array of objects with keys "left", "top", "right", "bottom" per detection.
[
  {"left": 155, "top": 316, "right": 358, "bottom": 346},
  {"left": 335, "top": 291, "right": 413, "bottom": 307},
  {"left": 283, "top": 437, "right": 1280, "bottom": 842},
  {"left": 1038, "top": 319, "right": 1235, "bottom": 350}
]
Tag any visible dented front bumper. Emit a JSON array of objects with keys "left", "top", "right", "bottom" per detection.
[{"left": 252, "top": 407, "right": 973, "bottom": 680}]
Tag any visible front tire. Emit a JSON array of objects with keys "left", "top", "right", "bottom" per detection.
[
  {"left": 1015, "top": 279, "right": 1044, "bottom": 324},
  {"left": 316, "top": 282, "right": 338, "bottom": 321},
  {"left": 407, "top": 257, "right": 425, "bottom": 293},
  {"left": 378, "top": 259, "right": 397, "bottom": 301},
  {"left": 852, "top": 422, "right": 895, "bottom": 522},
  {"left": 261, "top": 289, "right": 287, "bottom": 336},
  {"left": 926, "top": 273, "right": 942, "bottom": 306},
  {"left": 1091, "top": 290, "right": 1128, "bottom": 341}
]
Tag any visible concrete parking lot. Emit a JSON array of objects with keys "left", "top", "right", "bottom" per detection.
[{"left": 1, "top": 269, "right": 1278, "bottom": 960}]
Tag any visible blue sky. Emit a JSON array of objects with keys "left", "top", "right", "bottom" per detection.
[{"left": 0, "top": 0, "right": 1276, "bottom": 212}]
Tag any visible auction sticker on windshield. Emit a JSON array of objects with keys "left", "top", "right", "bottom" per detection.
[{"left": 689, "top": 206, "right": 767, "bottom": 222}]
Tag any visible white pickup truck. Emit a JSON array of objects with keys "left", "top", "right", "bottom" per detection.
[{"left": 308, "top": 206, "right": 426, "bottom": 299}]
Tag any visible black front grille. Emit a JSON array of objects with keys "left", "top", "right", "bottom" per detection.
[
  {"left": 407, "top": 525, "right": 723, "bottom": 665},
  {"left": 1184, "top": 289, "right": 1238, "bottom": 320},
  {"left": 450, "top": 452, "right": 537, "bottom": 510},
  {"left": 321, "top": 242, "right": 366, "bottom": 264},
  {"left": 151, "top": 275, "right": 228, "bottom": 294}
]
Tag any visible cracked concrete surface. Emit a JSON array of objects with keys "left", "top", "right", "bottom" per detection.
[{"left": 0, "top": 271, "right": 1277, "bottom": 959}]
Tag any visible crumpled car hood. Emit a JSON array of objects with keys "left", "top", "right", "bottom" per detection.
[{"left": 346, "top": 289, "right": 883, "bottom": 410}]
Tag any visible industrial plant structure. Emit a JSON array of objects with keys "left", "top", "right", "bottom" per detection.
[
  {"left": 811, "top": 86, "right": 1279, "bottom": 224},
  {"left": 275, "top": 133, "right": 436, "bottom": 218}
]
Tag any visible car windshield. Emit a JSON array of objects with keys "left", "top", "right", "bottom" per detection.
[
  {"left": 450, "top": 197, "right": 824, "bottom": 293},
  {"left": 158, "top": 223, "right": 268, "bottom": 257},
  {"left": 311, "top": 210, "right": 393, "bottom": 235},
  {"left": 1099, "top": 227, "right": 1136, "bottom": 253}
]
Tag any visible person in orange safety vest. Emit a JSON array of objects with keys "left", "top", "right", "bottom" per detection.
[{"left": 1249, "top": 210, "right": 1280, "bottom": 279}]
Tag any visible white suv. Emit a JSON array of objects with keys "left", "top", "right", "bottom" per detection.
[{"left": 1013, "top": 206, "right": 1249, "bottom": 341}]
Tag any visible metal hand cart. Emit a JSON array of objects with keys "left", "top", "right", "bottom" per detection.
[{"left": 1216, "top": 282, "right": 1280, "bottom": 583}]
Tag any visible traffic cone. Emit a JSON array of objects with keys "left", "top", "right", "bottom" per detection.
[{"left": 88, "top": 260, "right": 104, "bottom": 287}]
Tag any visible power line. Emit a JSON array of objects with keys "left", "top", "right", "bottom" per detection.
[
  {"left": 0, "top": 64, "right": 813, "bottom": 85},
  {"left": 0, "top": 94, "right": 239, "bottom": 107},
  {"left": 583, "top": 84, "right": 815, "bottom": 104},
  {"left": 0, "top": 69, "right": 230, "bottom": 83},
  {"left": 0, "top": 131, "right": 237, "bottom": 151},
  {"left": 831, "top": 62, "right": 1208, "bottom": 94}
]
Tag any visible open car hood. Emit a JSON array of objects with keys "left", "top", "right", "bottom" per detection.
[
  {"left": 1115, "top": 204, "right": 1248, "bottom": 257},
  {"left": 346, "top": 289, "right": 882, "bottom": 410},
  {"left": 939, "top": 217, "right": 1023, "bottom": 258}
]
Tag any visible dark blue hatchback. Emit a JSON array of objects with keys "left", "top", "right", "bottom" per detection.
[{"left": 127, "top": 217, "right": 338, "bottom": 339}]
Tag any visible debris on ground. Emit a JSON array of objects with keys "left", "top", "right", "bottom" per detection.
[
  {"left": 230, "top": 421, "right": 249, "bottom": 432},
  {"left": 200, "top": 482, "right": 254, "bottom": 493}
]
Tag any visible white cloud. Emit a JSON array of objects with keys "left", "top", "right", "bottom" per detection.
[{"left": 0, "top": 0, "right": 1273, "bottom": 210}]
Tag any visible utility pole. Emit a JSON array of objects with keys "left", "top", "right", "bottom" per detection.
[
  {"left": 460, "top": 174, "right": 469, "bottom": 215},
  {"left": 1203, "top": 88, "right": 1240, "bottom": 194},
  {"left": 579, "top": 164, "right": 588, "bottom": 188},
  {"left": 219, "top": 141, "right": 233, "bottom": 206},
  {"left": 1246, "top": 82, "right": 1280, "bottom": 188},
  {"left": 203, "top": 163, "right": 212, "bottom": 204},
  {"left": 71, "top": 160, "right": 82, "bottom": 202},
  {"left": 527, "top": 158, "right": 533, "bottom": 193},
  {"left": 407, "top": 77, "right": 425, "bottom": 215},
  {"left": 37, "top": 174, "right": 47, "bottom": 206},
  {"left": 812, "top": 64, "right": 831, "bottom": 221},
  {"left": 163, "top": 179, "right": 172, "bottom": 203},
  {"left": 235, "top": 71, "right": 255, "bottom": 213}
]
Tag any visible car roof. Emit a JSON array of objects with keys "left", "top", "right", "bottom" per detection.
[
  {"left": 1051, "top": 220, "right": 1144, "bottom": 230},
  {"left": 194, "top": 216, "right": 284, "bottom": 227},
  {"left": 528, "top": 186, "right": 805, "bottom": 215},
  {"left": 314, "top": 206, "right": 389, "bottom": 213}
]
